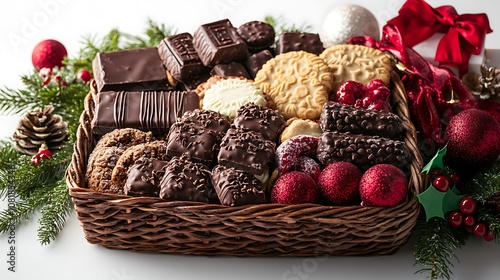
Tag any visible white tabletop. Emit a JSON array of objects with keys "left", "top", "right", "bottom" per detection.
[{"left": 1, "top": 1, "right": 500, "bottom": 279}]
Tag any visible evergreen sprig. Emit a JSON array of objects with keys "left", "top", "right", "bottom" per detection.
[
  {"left": 463, "top": 161, "right": 500, "bottom": 203},
  {"left": 264, "top": 15, "right": 312, "bottom": 36},
  {"left": 0, "top": 19, "right": 169, "bottom": 245},
  {"left": 414, "top": 217, "right": 469, "bottom": 280}
]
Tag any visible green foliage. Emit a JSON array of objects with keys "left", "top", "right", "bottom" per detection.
[
  {"left": 463, "top": 161, "right": 500, "bottom": 203},
  {"left": 264, "top": 15, "right": 311, "bottom": 37},
  {"left": 414, "top": 217, "right": 469, "bottom": 280},
  {"left": 0, "top": 19, "right": 169, "bottom": 245}
]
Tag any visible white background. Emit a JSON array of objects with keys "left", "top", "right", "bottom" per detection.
[{"left": 1, "top": 0, "right": 500, "bottom": 279}]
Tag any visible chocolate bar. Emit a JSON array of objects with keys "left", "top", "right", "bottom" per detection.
[
  {"left": 237, "top": 21, "right": 275, "bottom": 52},
  {"left": 316, "top": 131, "right": 412, "bottom": 171},
  {"left": 92, "top": 48, "right": 172, "bottom": 93},
  {"left": 193, "top": 19, "right": 247, "bottom": 66},
  {"left": 320, "top": 102, "right": 405, "bottom": 139},
  {"left": 210, "top": 62, "right": 250, "bottom": 79},
  {"left": 275, "top": 32, "right": 324, "bottom": 55},
  {"left": 244, "top": 50, "right": 274, "bottom": 79},
  {"left": 91, "top": 90, "right": 199, "bottom": 135},
  {"left": 158, "top": 32, "right": 209, "bottom": 82},
  {"left": 211, "top": 165, "right": 267, "bottom": 207},
  {"left": 217, "top": 128, "right": 276, "bottom": 176}
]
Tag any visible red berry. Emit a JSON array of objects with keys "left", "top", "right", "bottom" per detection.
[
  {"left": 432, "top": 175, "right": 451, "bottom": 192},
  {"left": 336, "top": 91, "right": 356, "bottom": 105},
  {"left": 77, "top": 69, "right": 92, "bottom": 83},
  {"left": 447, "top": 211, "right": 463, "bottom": 228},
  {"left": 473, "top": 223, "right": 487, "bottom": 238},
  {"left": 464, "top": 215, "right": 476, "bottom": 227},
  {"left": 368, "top": 87, "right": 391, "bottom": 102},
  {"left": 459, "top": 197, "right": 477, "bottom": 215},
  {"left": 38, "top": 149, "right": 53, "bottom": 159},
  {"left": 41, "top": 76, "right": 51, "bottom": 86},
  {"left": 429, "top": 168, "right": 444, "bottom": 179},
  {"left": 337, "top": 81, "right": 366, "bottom": 101},
  {"left": 366, "top": 79, "right": 386, "bottom": 91},
  {"left": 448, "top": 173, "right": 460, "bottom": 185},
  {"left": 484, "top": 230, "right": 495, "bottom": 242},
  {"left": 367, "top": 100, "right": 389, "bottom": 112},
  {"left": 292, "top": 156, "right": 321, "bottom": 182},
  {"left": 354, "top": 99, "right": 363, "bottom": 108},
  {"left": 277, "top": 135, "right": 319, "bottom": 175},
  {"left": 54, "top": 75, "right": 62, "bottom": 82},
  {"left": 360, "top": 96, "right": 373, "bottom": 108},
  {"left": 30, "top": 156, "right": 41, "bottom": 165}
]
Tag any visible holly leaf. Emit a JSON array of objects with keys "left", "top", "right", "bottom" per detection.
[
  {"left": 421, "top": 145, "right": 447, "bottom": 174},
  {"left": 417, "top": 185, "right": 463, "bottom": 222}
]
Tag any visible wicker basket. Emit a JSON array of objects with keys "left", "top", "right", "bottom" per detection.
[{"left": 66, "top": 73, "right": 425, "bottom": 256}]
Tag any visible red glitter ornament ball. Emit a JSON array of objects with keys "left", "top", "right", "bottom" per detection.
[
  {"left": 359, "top": 164, "right": 408, "bottom": 207},
  {"left": 445, "top": 109, "right": 500, "bottom": 171},
  {"left": 271, "top": 171, "right": 318, "bottom": 204},
  {"left": 292, "top": 156, "right": 321, "bottom": 182},
  {"left": 317, "top": 162, "right": 363, "bottom": 205},
  {"left": 32, "top": 39, "right": 67, "bottom": 71}
]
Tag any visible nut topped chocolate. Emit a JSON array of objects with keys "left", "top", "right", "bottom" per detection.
[
  {"left": 211, "top": 165, "right": 267, "bottom": 207},
  {"left": 158, "top": 32, "right": 209, "bottom": 82},
  {"left": 193, "top": 19, "right": 247, "bottom": 67},
  {"left": 124, "top": 157, "right": 169, "bottom": 197},
  {"left": 92, "top": 47, "right": 172, "bottom": 93},
  {"left": 233, "top": 102, "right": 285, "bottom": 142},
  {"left": 218, "top": 128, "right": 276, "bottom": 176},
  {"left": 159, "top": 155, "right": 214, "bottom": 202},
  {"left": 179, "top": 109, "right": 231, "bottom": 136}
]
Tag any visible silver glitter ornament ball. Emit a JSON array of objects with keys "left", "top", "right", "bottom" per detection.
[{"left": 320, "top": 4, "right": 380, "bottom": 48}]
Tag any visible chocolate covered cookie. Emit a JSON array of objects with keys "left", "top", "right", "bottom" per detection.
[
  {"left": 237, "top": 21, "right": 275, "bottom": 52},
  {"left": 124, "top": 157, "right": 169, "bottom": 197},
  {"left": 233, "top": 102, "right": 285, "bottom": 142},
  {"left": 211, "top": 165, "right": 267, "bottom": 207}
]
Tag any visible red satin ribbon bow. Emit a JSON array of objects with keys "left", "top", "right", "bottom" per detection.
[{"left": 388, "top": 0, "right": 492, "bottom": 76}]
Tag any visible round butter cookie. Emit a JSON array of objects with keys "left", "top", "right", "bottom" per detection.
[
  {"left": 194, "top": 75, "right": 251, "bottom": 108},
  {"left": 279, "top": 118, "right": 323, "bottom": 143},
  {"left": 320, "top": 44, "right": 392, "bottom": 91},
  {"left": 254, "top": 50, "right": 333, "bottom": 120},
  {"left": 202, "top": 78, "right": 266, "bottom": 119}
]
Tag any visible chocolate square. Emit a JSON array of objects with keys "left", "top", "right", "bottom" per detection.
[
  {"left": 158, "top": 32, "right": 209, "bottom": 82},
  {"left": 244, "top": 50, "right": 274, "bottom": 79},
  {"left": 233, "top": 102, "right": 285, "bottom": 141},
  {"left": 217, "top": 128, "right": 275, "bottom": 176},
  {"left": 92, "top": 47, "right": 172, "bottom": 93},
  {"left": 193, "top": 19, "right": 247, "bottom": 67},
  {"left": 210, "top": 62, "right": 250, "bottom": 79},
  {"left": 159, "top": 155, "right": 214, "bottom": 202},
  {"left": 124, "top": 157, "right": 169, "bottom": 197},
  {"left": 166, "top": 121, "right": 219, "bottom": 165},
  {"left": 275, "top": 32, "right": 324, "bottom": 55},
  {"left": 211, "top": 165, "right": 266, "bottom": 207},
  {"left": 91, "top": 90, "right": 200, "bottom": 135}
]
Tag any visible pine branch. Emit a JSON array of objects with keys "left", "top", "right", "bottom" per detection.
[
  {"left": 414, "top": 217, "right": 469, "bottom": 280},
  {"left": 477, "top": 205, "right": 500, "bottom": 243},
  {"left": 264, "top": 15, "right": 312, "bottom": 35},
  {"left": 37, "top": 180, "right": 73, "bottom": 245},
  {"left": 0, "top": 185, "right": 52, "bottom": 233},
  {"left": 123, "top": 18, "right": 176, "bottom": 49},
  {"left": 464, "top": 161, "right": 500, "bottom": 203}
]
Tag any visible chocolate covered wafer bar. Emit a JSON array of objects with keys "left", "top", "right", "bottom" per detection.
[
  {"left": 92, "top": 48, "right": 172, "bottom": 93},
  {"left": 193, "top": 19, "right": 247, "bottom": 66},
  {"left": 91, "top": 90, "right": 199, "bottom": 135},
  {"left": 158, "top": 32, "right": 209, "bottom": 82},
  {"left": 317, "top": 131, "right": 412, "bottom": 171},
  {"left": 320, "top": 102, "right": 405, "bottom": 139}
]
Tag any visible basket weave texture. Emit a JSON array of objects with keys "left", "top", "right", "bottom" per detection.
[{"left": 66, "top": 74, "right": 425, "bottom": 256}]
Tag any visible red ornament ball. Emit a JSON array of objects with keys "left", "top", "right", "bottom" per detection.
[
  {"left": 432, "top": 175, "right": 450, "bottom": 192},
  {"left": 317, "top": 162, "right": 362, "bottom": 205},
  {"left": 292, "top": 156, "right": 321, "bottom": 182},
  {"left": 271, "top": 171, "right": 318, "bottom": 204},
  {"left": 32, "top": 39, "right": 67, "bottom": 71},
  {"left": 359, "top": 164, "right": 408, "bottom": 207},
  {"left": 445, "top": 109, "right": 500, "bottom": 171},
  {"left": 77, "top": 69, "right": 92, "bottom": 83}
]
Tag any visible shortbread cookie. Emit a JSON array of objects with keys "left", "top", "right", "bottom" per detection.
[
  {"left": 279, "top": 118, "right": 323, "bottom": 143},
  {"left": 320, "top": 44, "right": 392, "bottom": 91},
  {"left": 111, "top": 140, "right": 169, "bottom": 189},
  {"left": 202, "top": 78, "right": 267, "bottom": 119},
  {"left": 254, "top": 50, "right": 333, "bottom": 120}
]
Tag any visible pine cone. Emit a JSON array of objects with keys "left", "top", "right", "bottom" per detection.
[{"left": 12, "top": 105, "right": 68, "bottom": 155}]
